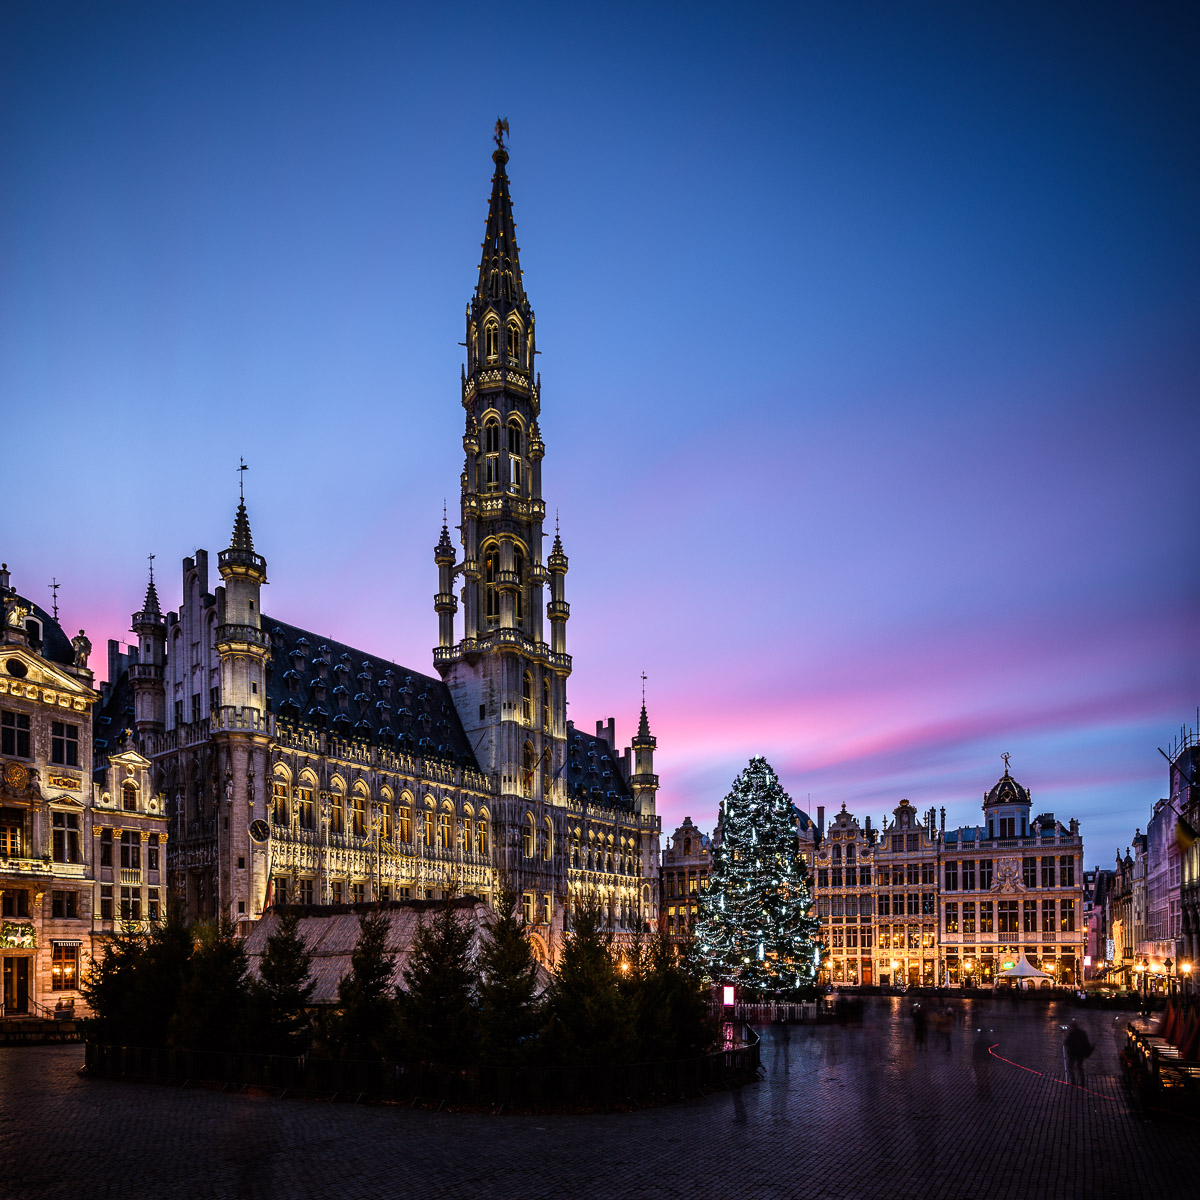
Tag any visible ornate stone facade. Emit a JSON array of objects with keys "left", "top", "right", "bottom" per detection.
[{"left": 95, "top": 134, "right": 660, "bottom": 959}]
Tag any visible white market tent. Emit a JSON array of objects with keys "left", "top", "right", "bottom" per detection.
[{"left": 997, "top": 956, "right": 1054, "bottom": 986}]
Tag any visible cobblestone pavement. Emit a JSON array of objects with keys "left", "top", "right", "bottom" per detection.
[{"left": 1, "top": 998, "right": 1194, "bottom": 1200}]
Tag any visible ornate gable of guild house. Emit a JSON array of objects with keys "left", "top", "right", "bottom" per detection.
[{"left": 0, "top": 647, "right": 97, "bottom": 713}]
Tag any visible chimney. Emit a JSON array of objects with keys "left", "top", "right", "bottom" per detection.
[
  {"left": 939, "top": 806, "right": 946, "bottom": 833},
  {"left": 817, "top": 805, "right": 825, "bottom": 837}
]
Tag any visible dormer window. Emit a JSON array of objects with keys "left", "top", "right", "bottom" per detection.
[{"left": 122, "top": 781, "right": 137, "bottom": 812}]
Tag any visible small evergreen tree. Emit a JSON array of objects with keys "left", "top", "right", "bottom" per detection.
[
  {"left": 398, "top": 900, "right": 480, "bottom": 1065},
  {"left": 628, "top": 932, "right": 714, "bottom": 1060},
  {"left": 330, "top": 909, "right": 397, "bottom": 1059},
  {"left": 694, "top": 756, "right": 821, "bottom": 994},
  {"left": 170, "top": 917, "right": 250, "bottom": 1049},
  {"left": 477, "top": 886, "right": 542, "bottom": 1067},
  {"left": 248, "top": 908, "right": 316, "bottom": 1056},
  {"left": 543, "top": 895, "right": 633, "bottom": 1065},
  {"left": 80, "top": 922, "right": 147, "bottom": 1045}
]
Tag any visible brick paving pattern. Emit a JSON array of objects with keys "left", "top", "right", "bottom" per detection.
[{"left": 0, "top": 998, "right": 1193, "bottom": 1199}]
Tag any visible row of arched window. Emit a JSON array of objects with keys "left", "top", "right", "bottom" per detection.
[
  {"left": 569, "top": 827, "right": 642, "bottom": 875},
  {"left": 269, "top": 774, "right": 490, "bottom": 856},
  {"left": 479, "top": 416, "right": 526, "bottom": 495},
  {"left": 471, "top": 318, "right": 530, "bottom": 369}
]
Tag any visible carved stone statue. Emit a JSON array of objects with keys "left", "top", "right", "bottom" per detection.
[
  {"left": 71, "top": 629, "right": 91, "bottom": 667},
  {"left": 4, "top": 596, "right": 29, "bottom": 628}
]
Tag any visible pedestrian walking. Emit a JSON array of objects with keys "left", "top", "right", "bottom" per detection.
[{"left": 1064, "top": 1021, "right": 1093, "bottom": 1085}]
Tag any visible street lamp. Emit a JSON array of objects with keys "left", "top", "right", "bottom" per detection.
[
  {"left": 963, "top": 958, "right": 974, "bottom": 988},
  {"left": 1181, "top": 961, "right": 1193, "bottom": 997}
]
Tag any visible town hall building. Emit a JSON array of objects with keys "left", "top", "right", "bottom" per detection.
[{"left": 95, "top": 130, "right": 661, "bottom": 961}]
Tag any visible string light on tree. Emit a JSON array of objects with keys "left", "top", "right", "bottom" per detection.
[{"left": 694, "top": 756, "right": 821, "bottom": 993}]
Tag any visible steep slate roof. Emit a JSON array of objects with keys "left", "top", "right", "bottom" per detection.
[
  {"left": 265, "top": 617, "right": 479, "bottom": 770},
  {"left": 566, "top": 726, "right": 633, "bottom": 810},
  {"left": 92, "top": 673, "right": 135, "bottom": 778}
]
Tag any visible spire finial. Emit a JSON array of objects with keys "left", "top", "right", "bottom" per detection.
[
  {"left": 141, "top": 553, "right": 161, "bottom": 615},
  {"left": 238, "top": 456, "right": 248, "bottom": 501},
  {"left": 641, "top": 671, "right": 647, "bottom": 706},
  {"left": 494, "top": 117, "right": 509, "bottom": 149},
  {"left": 1002, "top": 751, "right": 1011, "bottom": 776},
  {"left": 48, "top": 578, "right": 59, "bottom": 621},
  {"left": 555, "top": 508, "right": 560, "bottom": 536}
]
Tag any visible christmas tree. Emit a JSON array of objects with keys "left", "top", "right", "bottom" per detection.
[{"left": 694, "top": 756, "right": 821, "bottom": 993}]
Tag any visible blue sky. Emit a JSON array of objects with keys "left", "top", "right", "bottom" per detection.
[{"left": 2, "top": 1, "right": 1197, "bottom": 865}]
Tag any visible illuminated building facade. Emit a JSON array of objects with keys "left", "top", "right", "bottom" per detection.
[
  {"left": 0, "top": 568, "right": 98, "bottom": 1015},
  {"left": 94, "top": 135, "right": 660, "bottom": 958},
  {"left": 660, "top": 816, "right": 712, "bottom": 944},
  {"left": 813, "top": 804, "right": 876, "bottom": 985},
  {"left": 874, "top": 798, "right": 941, "bottom": 987},
  {"left": 940, "top": 766, "right": 1086, "bottom": 987}
]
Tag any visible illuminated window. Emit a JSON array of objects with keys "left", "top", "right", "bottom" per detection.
[
  {"left": 522, "top": 742, "right": 535, "bottom": 794},
  {"left": 477, "top": 814, "right": 489, "bottom": 856},
  {"left": 522, "top": 672, "right": 533, "bottom": 723},
  {"left": 484, "top": 547, "right": 500, "bottom": 625},
  {"left": 272, "top": 780, "right": 289, "bottom": 824},
  {"left": 542, "top": 679, "right": 551, "bottom": 729},
  {"left": 397, "top": 805, "right": 412, "bottom": 843},
  {"left": 484, "top": 321, "right": 499, "bottom": 362},
  {"left": 297, "top": 787, "right": 315, "bottom": 829},
  {"left": 350, "top": 790, "right": 367, "bottom": 837},
  {"left": 523, "top": 813, "right": 535, "bottom": 858},
  {"left": 423, "top": 807, "right": 434, "bottom": 848},
  {"left": 438, "top": 809, "right": 452, "bottom": 849},
  {"left": 507, "top": 324, "right": 522, "bottom": 366},
  {"left": 51, "top": 944, "right": 78, "bottom": 991},
  {"left": 544, "top": 816, "right": 553, "bottom": 862},
  {"left": 945, "top": 902, "right": 959, "bottom": 933}
]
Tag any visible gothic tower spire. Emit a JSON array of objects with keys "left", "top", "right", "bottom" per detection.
[
  {"left": 435, "top": 127, "right": 567, "bottom": 931},
  {"left": 476, "top": 129, "right": 526, "bottom": 311}
]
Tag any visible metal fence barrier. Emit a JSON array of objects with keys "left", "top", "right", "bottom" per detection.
[{"left": 83, "top": 1031, "right": 761, "bottom": 1110}]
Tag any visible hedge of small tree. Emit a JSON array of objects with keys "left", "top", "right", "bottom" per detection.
[{"left": 82, "top": 889, "right": 714, "bottom": 1070}]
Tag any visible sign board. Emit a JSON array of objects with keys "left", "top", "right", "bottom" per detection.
[
  {"left": 1083, "top": 955, "right": 1092, "bottom": 967},
  {"left": 722, "top": 985, "right": 735, "bottom": 1006}
]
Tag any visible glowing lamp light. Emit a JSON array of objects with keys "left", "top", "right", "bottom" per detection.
[
  {"left": 1182, "top": 962, "right": 1193, "bottom": 975},
  {"left": 890, "top": 959, "right": 900, "bottom": 971},
  {"left": 1135, "top": 962, "right": 1147, "bottom": 974},
  {"left": 722, "top": 984, "right": 735, "bottom": 1006}
]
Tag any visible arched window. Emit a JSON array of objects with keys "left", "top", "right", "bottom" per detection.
[
  {"left": 522, "top": 672, "right": 533, "bottom": 723},
  {"left": 846, "top": 843, "right": 856, "bottom": 865},
  {"left": 513, "top": 547, "right": 525, "bottom": 623},
  {"left": 508, "top": 418, "right": 524, "bottom": 493},
  {"left": 484, "top": 546, "right": 500, "bottom": 626},
  {"left": 297, "top": 777, "right": 316, "bottom": 829},
  {"left": 122, "top": 781, "right": 138, "bottom": 812},
  {"left": 463, "top": 811, "right": 473, "bottom": 856},
  {"left": 350, "top": 788, "right": 367, "bottom": 837},
  {"left": 507, "top": 323, "right": 522, "bottom": 366},
  {"left": 523, "top": 812, "right": 535, "bottom": 858},
  {"left": 379, "top": 801, "right": 391, "bottom": 841},
  {"left": 542, "top": 678, "right": 551, "bottom": 729},
  {"left": 484, "top": 321, "right": 499, "bottom": 362},
  {"left": 544, "top": 817, "right": 553, "bottom": 862},
  {"left": 271, "top": 779, "right": 288, "bottom": 824},
  {"left": 438, "top": 806, "right": 452, "bottom": 850},
  {"left": 571, "top": 828, "right": 581, "bottom": 868},
  {"left": 423, "top": 803, "right": 434, "bottom": 848},
  {"left": 522, "top": 742, "right": 535, "bottom": 794},
  {"left": 483, "top": 419, "right": 500, "bottom": 489},
  {"left": 330, "top": 788, "right": 345, "bottom": 834},
  {"left": 397, "top": 795, "right": 412, "bottom": 843},
  {"left": 832, "top": 843, "right": 841, "bottom": 863},
  {"left": 477, "top": 812, "right": 490, "bottom": 856}
]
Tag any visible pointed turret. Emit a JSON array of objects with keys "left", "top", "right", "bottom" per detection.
[
  {"left": 434, "top": 511, "right": 458, "bottom": 649},
  {"left": 131, "top": 557, "right": 167, "bottom": 734},
  {"left": 230, "top": 499, "right": 255, "bottom": 553},
  {"left": 631, "top": 692, "right": 658, "bottom": 817}
]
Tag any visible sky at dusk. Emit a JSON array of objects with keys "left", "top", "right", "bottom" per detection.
[{"left": 2, "top": 2, "right": 1197, "bottom": 868}]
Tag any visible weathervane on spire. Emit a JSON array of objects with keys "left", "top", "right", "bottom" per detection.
[
  {"left": 494, "top": 117, "right": 509, "bottom": 148},
  {"left": 48, "top": 578, "right": 60, "bottom": 621},
  {"left": 238, "top": 457, "right": 249, "bottom": 501},
  {"left": 641, "top": 671, "right": 647, "bottom": 706},
  {"left": 147, "top": 553, "right": 156, "bottom": 585}
]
